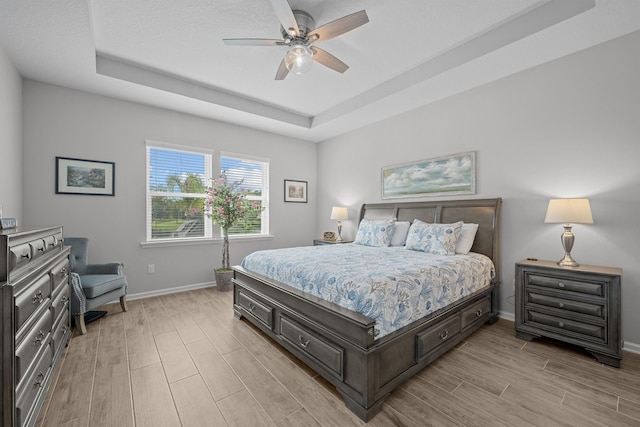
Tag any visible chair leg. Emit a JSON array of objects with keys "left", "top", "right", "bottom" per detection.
[
  {"left": 120, "top": 295, "right": 128, "bottom": 312},
  {"left": 75, "top": 314, "right": 87, "bottom": 335}
]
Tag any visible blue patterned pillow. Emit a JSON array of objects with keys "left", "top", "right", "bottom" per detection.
[
  {"left": 405, "top": 219, "right": 463, "bottom": 255},
  {"left": 354, "top": 219, "right": 394, "bottom": 247}
]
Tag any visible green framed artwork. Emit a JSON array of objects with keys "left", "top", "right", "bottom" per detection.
[{"left": 382, "top": 151, "right": 475, "bottom": 199}]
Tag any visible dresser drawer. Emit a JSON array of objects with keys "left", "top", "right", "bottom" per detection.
[
  {"left": 280, "top": 315, "right": 344, "bottom": 380},
  {"left": 15, "top": 274, "right": 52, "bottom": 331},
  {"left": 237, "top": 290, "right": 273, "bottom": 329},
  {"left": 50, "top": 258, "right": 69, "bottom": 294},
  {"left": 526, "top": 310, "right": 605, "bottom": 342},
  {"left": 52, "top": 311, "right": 70, "bottom": 359},
  {"left": 15, "top": 310, "right": 53, "bottom": 386},
  {"left": 43, "top": 233, "right": 62, "bottom": 252},
  {"left": 527, "top": 292, "right": 604, "bottom": 319},
  {"left": 526, "top": 273, "right": 603, "bottom": 296},
  {"left": 461, "top": 297, "right": 491, "bottom": 329},
  {"left": 416, "top": 314, "right": 461, "bottom": 362},
  {"left": 51, "top": 284, "right": 70, "bottom": 322},
  {"left": 29, "top": 239, "right": 47, "bottom": 262},
  {"left": 9, "top": 243, "right": 33, "bottom": 273},
  {"left": 16, "top": 343, "right": 53, "bottom": 427}
]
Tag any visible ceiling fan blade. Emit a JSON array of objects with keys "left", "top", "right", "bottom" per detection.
[
  {"left": 308, "top": 10, "right": 369, "bottom": 42},
  {"left": 269, "top": 0, "right": 299, "bottom": 37},
  {"left": 223, "top": 38, "right": 284, "bottom": 46},
  {"left": 311, "top": 47, "right": 349, "bottom": 73},
  {"left": 275, "top": 58, "right": 289, "bottom": 80}
]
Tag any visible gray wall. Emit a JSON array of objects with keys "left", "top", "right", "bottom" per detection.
[
  {"left": 316, "top": 31, "right": 640, "bottom": 348},
  {"left": 0, "top": 44, "right": 22, "bottom": 222},
  {"left": 22, "top": 81, "right": 317, "bottom": 297}
]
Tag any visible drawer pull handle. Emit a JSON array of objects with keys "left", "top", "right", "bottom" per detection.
[
  {"left": 558, "top": 322, "right": 565, "bottom": 328},
  {"left": 247, "top": 303, "right": 256, "bottom": 312},
  {"left": 558, "top": 282, "right": 565, "bottom": 288},
  {"left": 32, "top": 290, "right": 44, "bottom": 305},
  {"left": 558, "top": 303, "right": 565, "bottom": 308},
  {"left": 60, "top": 267, "right": 68, "bottom": 275},
  {"left": 34, "top": 372, "right": 45, "bottom": 388},
  {"left": 475, "top": 309, "right": 483, "bottom": 317},
  {"left": 439, "top": 329, "right": 449, "bottom": 340},
  {"left": 61, "top": 296, "right": 68, "bottom": 304},
  {"left": 21, "top": 253, "right": 31, "bottom": 259},
  {"left": 33, "top": 330, "right": 46, "bottom": 346},
  {"left": 38, "top": 246, "right": 45, "bottom": 252},
  {"left": 298, "top": 335, "right": 310, "bottom": 348}
]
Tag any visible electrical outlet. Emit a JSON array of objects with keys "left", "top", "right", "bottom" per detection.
[
  {"left": 148, "top": 264, "right": 155, "bottom": 274},
  {"left": 512, "top": 277, "right": 516, "bottom": 291}
]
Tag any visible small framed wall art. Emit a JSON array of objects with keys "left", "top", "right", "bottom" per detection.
[
  {"left": 284, "top": 179, "right": 307, "bottom": 203},
  {"left": 56, "top": 156, "right": 115, "bottom": 196}
]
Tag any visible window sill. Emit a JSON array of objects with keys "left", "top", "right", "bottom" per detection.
[{"left": 140, "top": 234, "right": 274, "bottom": 249}]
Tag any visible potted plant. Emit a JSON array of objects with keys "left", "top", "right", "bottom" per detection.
[{"left": 204, "top": 171, "right": 261, "bottom": 291}]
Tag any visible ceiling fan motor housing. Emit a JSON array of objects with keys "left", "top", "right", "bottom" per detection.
[{"left": 281, "top": 10, "right": 315, "bottom": 40}]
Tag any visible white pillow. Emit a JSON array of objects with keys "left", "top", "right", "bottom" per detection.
[
  {"left": 390, "top": 221, "right": 411, "bottom": 246},
  {"left": 455, "top": 223, "right": 479, "bottom": 254}
]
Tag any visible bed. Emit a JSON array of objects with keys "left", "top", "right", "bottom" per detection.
[{"left": 232, "top": 198, "right": 502, "bottom": 421}]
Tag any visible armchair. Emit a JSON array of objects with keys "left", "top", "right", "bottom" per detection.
[{"left": 65, "top": 237, "right": 128, "bottom": 334}]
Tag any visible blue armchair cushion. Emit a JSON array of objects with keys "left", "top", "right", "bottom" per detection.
[{"left": 79, "top": 274, "right": 127, "bottom": 299}]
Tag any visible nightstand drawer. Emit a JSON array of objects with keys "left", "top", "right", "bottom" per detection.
[
  {"left": 526, "top": 292, "right": 604, "bottom": 318},
  {"left": 526, "top": 273, "right": 603, "bottom": 296},
  {"left": 526, "top": 310, "right": 605, "bottom": 342}
]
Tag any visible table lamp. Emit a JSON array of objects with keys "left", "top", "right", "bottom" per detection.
[
  {"left": 330, "top": 207, "right": 349, "bottom": 242},
  {"left": 544, "top": 198, "right": 593, "bottom": 267}
]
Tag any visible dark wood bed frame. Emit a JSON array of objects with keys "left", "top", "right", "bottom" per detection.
[{"left": 232, "top": 198, "right": 502, "bottom": 421}]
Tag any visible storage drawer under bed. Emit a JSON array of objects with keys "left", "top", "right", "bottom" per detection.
[{"left": 237, "top": 289, "right": 274, "bottom": 329}]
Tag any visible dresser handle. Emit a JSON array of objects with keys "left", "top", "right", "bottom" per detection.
[
  {"left": 34, "top": 372, "right": 45, "bottom": 388},
  {"left": 475, "top": 309, "right": 483, "bottom": 317},
  {"left": 33, "top": 330, "right": 45, "bottom": 346},
  {"left": 61, "top": 296, "right": 68, "bottom": 305},
  {"left": 558, "top": 303, "right": 565, "bottom": 308},
  {"left": 21, "top": 252, "right": 31, "bottom": 259},
  {"left": 38, "top": 246, "right": 45, "bottom": 252},
  {"left": 32, "top": 290, "right": 44, "bottom": 305},
  {"left": 60, "top": 267, "right": 68, "bottom": 275},
  {"left": 298, "top": 335, "right": 310, "bottom": 348},
  {"left": 247, "top": 303, "right": 256, "bottom": 312},
  {"left": 558, "top": 282, "right": 565, "bottom": 288},
  {"left": 439, "top": 329, "right": 449, "bottom": 340},
  {"left": 558, "top": 322, "right": 565, "bottom": 328}
]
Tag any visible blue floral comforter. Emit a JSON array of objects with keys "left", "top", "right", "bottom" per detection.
[{"left": 241, "top": 244, "right": 495, "bottom": 339}]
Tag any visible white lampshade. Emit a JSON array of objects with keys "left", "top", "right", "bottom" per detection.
[
  {"left": 330, "top": 207, "right": 348, "bottom": 220},
  {"left": 544, "top": 198, "right": 594, "bottom": 224}
]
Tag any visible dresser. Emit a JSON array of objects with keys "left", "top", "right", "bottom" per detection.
[
  {"left": 1, "top": 226, "right": 71, "bottom": 427},
  {"left": 515, "top": 259, "right": 622, "bottom": 367}
]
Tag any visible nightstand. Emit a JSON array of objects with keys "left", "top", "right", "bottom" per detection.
[
  {"left": 313, "top": 239, "right": 353, "bottom": 246},
  {"left": 515, "top": 259, "right": 622, "bottom": 367}
]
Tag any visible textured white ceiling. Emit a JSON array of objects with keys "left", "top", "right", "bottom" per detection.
[{"left": 1, "top": 0, "right": 639, "bottom": 142}]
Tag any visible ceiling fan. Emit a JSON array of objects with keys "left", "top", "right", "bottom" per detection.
[{"left": 223, "top": 0, "right": 369, "bottom": 80}]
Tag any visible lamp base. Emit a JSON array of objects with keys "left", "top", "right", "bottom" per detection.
[{"left": 557, "top": 254, "right": 579, "bottom": 268}]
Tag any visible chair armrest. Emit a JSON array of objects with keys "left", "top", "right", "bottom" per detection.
[
  {"left": 69, "top": 272, "right": 86, "bottom": 315},
  {"left": 86, "top": 262, "right": 124, "bottom": 275}
]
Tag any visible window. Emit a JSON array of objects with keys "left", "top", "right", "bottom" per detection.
[
  {"left": 146, "top": 141, "right": 212, "bottom": 241},
  {"left": 220, "top": 153, "right": 270, "bottom": 236},
  {"left": 145, "top": 142, "right": 270, "bottom": 242}
]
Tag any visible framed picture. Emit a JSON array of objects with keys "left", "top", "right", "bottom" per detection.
[
  {"left": 56, "top": 157, "right": 115, "bottom": 196},
  {"left": 284, "top": 179, "right": 307, "bottom": 203},
  {"left": 382, "top": 151, "right": 476, "bottom": 199},
  {"left": 323, "top": 231, "right": 336, "bottom": 241}
]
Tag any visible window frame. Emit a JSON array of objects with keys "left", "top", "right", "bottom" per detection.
[{"left": 145, "top": 140, "right": 213, "bottom": 242}]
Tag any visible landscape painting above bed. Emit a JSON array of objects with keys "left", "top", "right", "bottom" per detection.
[
  {"left": 382, "top": 151, "right": 476, "bottom": 198},
  {"left": 232, "top": 198, "right": 501, "bottom": 421}
]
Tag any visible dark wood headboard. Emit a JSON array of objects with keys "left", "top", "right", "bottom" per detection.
[{"left": 359, "top": 198, "right": 502, "bottom": 282}]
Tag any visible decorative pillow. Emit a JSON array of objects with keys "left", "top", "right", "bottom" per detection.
[
  {"left": 390, "top": 221, "right": 411, "bottom": 246},
  {"left": 455, "top": 223, "right": 479, "bottom": 254},
  {"left": 354, "top": 219, "right": 394, "bottom": 247},
  {"left": 405, "top": 219, "right": 463, "bottom": 255}
]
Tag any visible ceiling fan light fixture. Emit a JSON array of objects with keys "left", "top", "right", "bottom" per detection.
[{"left": 284, "top": 43, "right": 313, "bottom": 74}]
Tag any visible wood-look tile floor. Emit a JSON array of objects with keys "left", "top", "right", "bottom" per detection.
[{"left": 37, "top": 287, "right": 640, "bottom": 427}]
